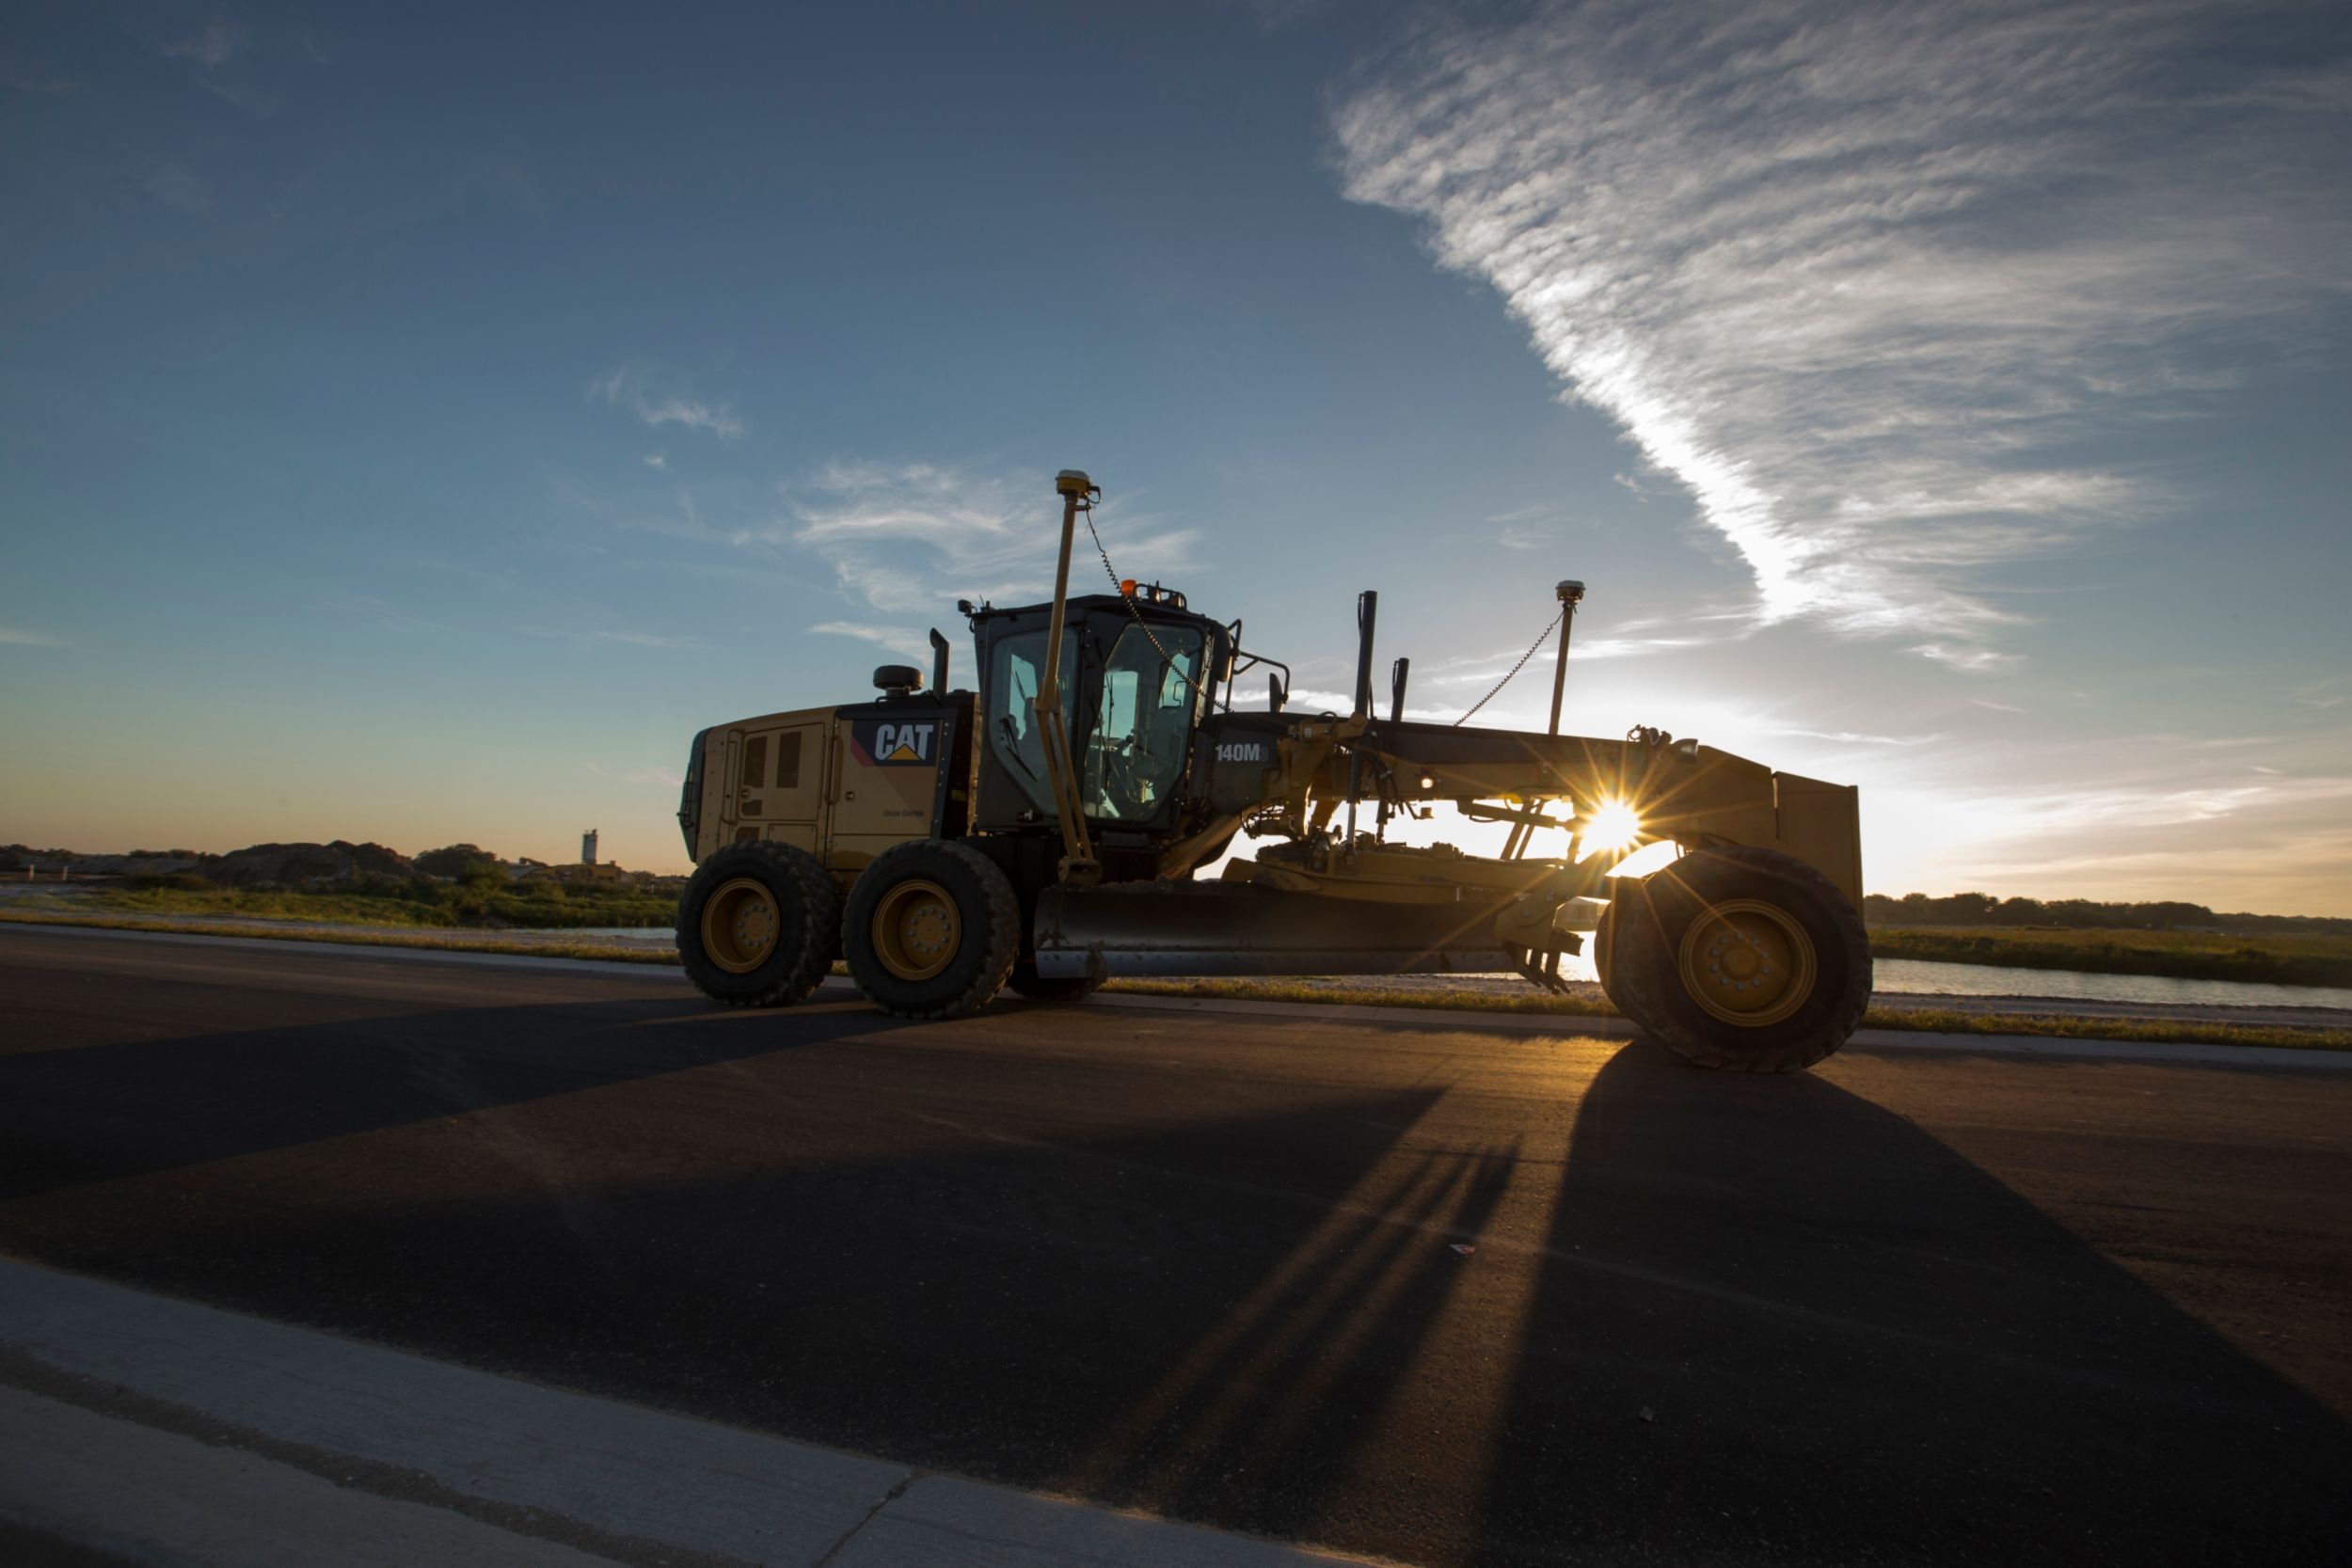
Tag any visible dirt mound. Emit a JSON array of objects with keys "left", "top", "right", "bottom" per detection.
[
  {"left": 209, "top": 841, "right": 416, "bottom": 888},
  {"left": 1, "top": 845, "right": 214, "bottom": 877}
]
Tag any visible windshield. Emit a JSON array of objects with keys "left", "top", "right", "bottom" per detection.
[
  {"left": 987, "top": 627, "right": 1080, "bottom": 817},
  {"left": 1083, "top": 622, "right": 1206, "bottom": 822}
]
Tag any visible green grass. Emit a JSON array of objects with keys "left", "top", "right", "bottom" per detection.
[
  {"left": 8, "top": 911, "right": 2344, "bottom": 1053},
  {"left": 87, "top": 882, "right": 677, "bottom": 931},
  {"left": 63, "top": 888, "right": 2352, "bottom": 990},
  {"left": 1099, "top": 976, "right": 2351, "bottom": 1051},
  {"left": 0, "top": 911, "right": 683, "bottom": 964},
  {"left": 1869, "top": 926, "right": 2352, "bottom": 988}
]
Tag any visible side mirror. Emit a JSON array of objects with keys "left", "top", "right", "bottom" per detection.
[{"left": 1268, "top": 673, "right": 1286, "bottom": 713}]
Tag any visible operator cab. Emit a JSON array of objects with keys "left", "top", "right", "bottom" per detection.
[{"left": 967, "top": 589, "right": 1231, "bottom": 841}]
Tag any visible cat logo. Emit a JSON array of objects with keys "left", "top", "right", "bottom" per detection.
[
  {"left": 857, "top": 720, "right": 936, "bottom": 767},
  {"left": 1215, "top": 741, "right": 1269, "bottom": 766}
]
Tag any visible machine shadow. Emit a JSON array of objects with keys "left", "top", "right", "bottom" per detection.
[
  {"left": 2, "top": 1037, "right": 1502, "bottom": 1549},
  {"left": 1470, "top": 1042, "right": 2352, "bottom": 1568},
  {"left": 0, "top": 995, "right": 906, "bottom": 1199},
  {"left": 11, "top": 999, "right": 2345, "bottom": 1568}
]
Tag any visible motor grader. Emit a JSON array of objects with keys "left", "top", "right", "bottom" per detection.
[{"left": 674, "top": 470, "right": 1872, "bottom": 1071}]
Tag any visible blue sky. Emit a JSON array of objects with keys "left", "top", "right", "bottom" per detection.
[{"left": 4, "top": 1, "right": 2349, "bottom": 912}]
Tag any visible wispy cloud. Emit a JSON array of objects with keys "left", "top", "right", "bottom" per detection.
[
  {"left": 1844, "top": 714, "right": 2352, "bottom": 909},
  {"left": 0, "top": 626, "right": 63, "bottom": 647},
  {"left": 591, "top": 629, "right": 693, "bottom": 649},
  {"left": 161, "top": 15, "right": 245, "bottom": 71},
  {"left": 1418, "top": 607, "right": 1742, "bottom": 696},
  {"left": 522, "top": 626, "right": 699, "bottom": 651},
  {"left": 1774, "top": 728, "right": 1943, "bottom": 748},
  {"left": 644, "top": 453, "right": 667, "bottom": 469},
  {"left": 1486, "top": 502, "right": 1571, "bottom": 551},
  {"left": 766, "top": 460, "right": 1200, "bottom": 618},
  {"left": 1, "top": 67, "right": 77, "bottom": 95},
  {"left": 590, "top": 365, "right": 744, "bottom": 440},
  {"left": 1334, "top": 0, "right": 2352, "bottom": 668},
  {"left": 2290, "top": 675, "right": 2352, "bottom": 710},
  {"left": 808, "top": 621, "right": 938, "bottom": 665},
  {"left": 1907, "top": 641, "right": 2022, "bottom": 675},
  {"left": 149, "top": 12, "right": 278, "bottom": 111}
]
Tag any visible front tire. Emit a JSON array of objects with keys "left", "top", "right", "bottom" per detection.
[
  {"left": 843, "top": 841, "right": 1021, "bottom": 1020},
  {"left": 1613, "top": 846, "right": 1871, "bottom": 1072},
  {"left": 1591, "top": 896, "right": 1641, "bottom": 1021},
  {"left": 676, "top": 840, "right": 840, "bottom": 1007}
]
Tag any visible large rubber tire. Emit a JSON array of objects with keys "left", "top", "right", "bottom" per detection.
[
  {"left": 843, "top": 840, "right": 1022, "bottom": 1020},
  {"left": 1005, "top": 960, "right": 1104, "bottom": 1005},
  {"left": 1612, "top": 845, "right": 1872, "bottom": 1073},
  {"left": 1590, "top": 895, "right": 1654, "bottom": 1027},
  {"left": 676, "top": 840, "right": 840, "bottom": 1007}
]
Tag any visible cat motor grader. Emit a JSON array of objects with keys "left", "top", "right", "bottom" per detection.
[{"left": 675, "top": 469, "right": 1871, "bottom": 1070}]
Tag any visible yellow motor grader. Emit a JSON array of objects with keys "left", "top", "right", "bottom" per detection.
[{"left": 675, "top": 470, "right": 1871, "bottom": 1070}]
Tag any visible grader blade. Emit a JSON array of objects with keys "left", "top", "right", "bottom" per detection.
[{"left": 1032, "top": 881, "right": 1518, "bottom": 980}]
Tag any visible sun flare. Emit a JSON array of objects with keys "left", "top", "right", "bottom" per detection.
[{"left": 1581, "top": 799, "right": 1643, "bottom": 855}]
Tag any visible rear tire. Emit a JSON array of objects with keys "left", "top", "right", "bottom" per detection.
[
  {"left": 676, "top": 840, "right": 840, "bottom": 1007},
  {"left": 1612, "top": 846, "right": 1871, "bottom": 1072},
  {"left": 843, "top": 840, "right": 1021, "bottom": 1020},
  {"left": 1006, "top": 960, "right": 1104, "bottom": 1004}
]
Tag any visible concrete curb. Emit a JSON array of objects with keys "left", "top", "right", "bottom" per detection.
[{"left": 0, "top": 1259, "right": 1383, "bottom": 1568}]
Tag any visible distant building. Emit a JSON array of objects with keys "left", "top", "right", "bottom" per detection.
[{"left": 581, "top": 830, "right": 598, "bottom": 866}]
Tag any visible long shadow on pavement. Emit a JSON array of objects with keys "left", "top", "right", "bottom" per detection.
[
  {"left": 0, "top": 995, "right": 904, "bottom": 1200},
  {"left": 1470, "top": 1042, "right": 2352, "bottom": 1567},
  {"left": 6, "top": 990, "right": 2346, "bottom": 1568},
  {"left": 0, "top": 993, "right": 1482, "bottom": 1545}
]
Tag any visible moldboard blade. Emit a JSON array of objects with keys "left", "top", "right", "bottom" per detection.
[{"left": 1031, "top": 880, "right": 1515, "bottom": 979}]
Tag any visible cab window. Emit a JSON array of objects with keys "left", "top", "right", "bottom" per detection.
[
  {"left": 987, "top": 627, "right": 1079, "bottom": 816},
  {"left": 1083, "top": 623, "right": 1206, "bottom": 822}
]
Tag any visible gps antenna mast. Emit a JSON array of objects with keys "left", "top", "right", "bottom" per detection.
[{"left": 1038, "top": 470, "right": 1103, "bottom": 885}]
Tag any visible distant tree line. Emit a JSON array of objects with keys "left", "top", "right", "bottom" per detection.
[
  {"left": 1862, "top": 891, "right": 2352, "bottom": 936},
  {"left": 412, "top": 843, "right": 503, "bottom": 882}
]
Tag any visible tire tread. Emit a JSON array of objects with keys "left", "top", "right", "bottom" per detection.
[
  {"left": 844, "top": 840, "right": 1021, "bottom": 1021},
  {"left": 1620, "top": 845, "right": 1871, "bottom": 1073},
  {"left": 676, "top": 839, "right": 840, "bottom": 1008}
]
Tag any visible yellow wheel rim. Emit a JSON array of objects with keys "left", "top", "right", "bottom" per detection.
[
  {"left": 701, "top": 877, "right": 781, "bottom": 974},
  {"left": 871, "top": 879, "right": 961, "bottom": 982},
  {"left": 1677, "top": 898, "right": 1818, "bottom": 1028}
]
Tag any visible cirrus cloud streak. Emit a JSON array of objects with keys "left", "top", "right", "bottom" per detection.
[{"left": 1334, "top": 0, "right": 2352, "bottom": 665}]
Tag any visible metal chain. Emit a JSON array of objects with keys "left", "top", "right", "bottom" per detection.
[
  {"left": 1083, "top": 502, "right": 1218, "bottom": 709},
  {"left": 1453, "top": 610, "right": 1560, "bottom": 726}
]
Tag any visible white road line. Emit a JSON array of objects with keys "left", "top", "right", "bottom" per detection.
[{"left": 0, "top": 1260, "right": 1376, "bottom": 1568}]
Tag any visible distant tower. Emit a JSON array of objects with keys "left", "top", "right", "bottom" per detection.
[{"left": 581, "top": 830, "right": 598, "bottom": 866}]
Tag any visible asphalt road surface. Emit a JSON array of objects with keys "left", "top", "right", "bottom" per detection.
[{"left": 3, "top": 925, "right": 2346, "bottom": 1567}]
